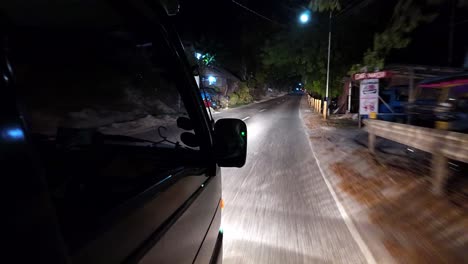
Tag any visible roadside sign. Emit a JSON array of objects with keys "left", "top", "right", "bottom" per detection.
[
  {"left": 359, "top": 79, "right": 379, "bottom": 115},
  {"left": 353, "top": 71, "right": 391, "bottom": 81}
]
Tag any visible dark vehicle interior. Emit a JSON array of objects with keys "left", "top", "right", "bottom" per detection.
[{"left": 1, "top": 1, "right": 246, "bottom": 263}]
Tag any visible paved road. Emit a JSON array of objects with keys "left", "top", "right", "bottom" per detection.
[{"left": 216, "top": 95, "right": 369, "bottom": 264}]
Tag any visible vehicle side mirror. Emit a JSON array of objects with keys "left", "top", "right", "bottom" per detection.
[
  {"left": 177, "top": 116, "right": 194, "bottom": 130},
  {"left": 214, "top": 119, "right": 247, "bottom": 167},
  {"left": 180, "top": 132, "right": 199, "bottom": 148}
]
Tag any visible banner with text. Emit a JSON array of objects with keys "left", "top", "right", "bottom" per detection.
[{"left": 359, "top": 79, "right": 379, "bottom": 115}]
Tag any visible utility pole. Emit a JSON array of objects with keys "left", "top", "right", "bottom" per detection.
[{"left": 323, "top": 10, "right": 332, "bottom": 119}]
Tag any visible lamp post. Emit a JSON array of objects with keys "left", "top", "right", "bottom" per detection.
[{"left": 299, "top": 10, "right": 332, "bottom": 119}]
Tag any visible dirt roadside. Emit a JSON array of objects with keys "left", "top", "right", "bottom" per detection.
[{"left": 300, "top": 97, "right": 468, "bottom": 264}]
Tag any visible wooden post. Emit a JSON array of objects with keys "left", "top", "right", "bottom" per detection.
[
  {"left": 323, "top": 101, "right": 328, "bottom": 119},
  {"left": 432, "top": 153, "right": 449, "bottom": 196},
  {"left": 347, "top": 81, "right": 352, "bottom": 113},
  {"left": 323, "top": 100, "right": 329, "bottom": 119},
  {"left": 407, "top": 67, "right": 415, "bottom": 124},
  {"left": 368, "top": 125, "right": 375, "bottom": 154},
  {"left": 432, "top": 120, "right": 450, "bottom": 196}
]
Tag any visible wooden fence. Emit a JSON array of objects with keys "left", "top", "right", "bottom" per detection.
[{"left": 365, "top": 119, "right": 468, "bottom": 195}]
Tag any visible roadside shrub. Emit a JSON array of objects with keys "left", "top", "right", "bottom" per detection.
[
  {"left": 228, "top": 82, "right": 253, "bottom": 106},
  {"left": 219, "top": 96, "right": 229, "bottom": 109},
  {"left": 237, "top": 83, "right": 253, "bottom": 104},
  {"left": 229, "top": 93, "right": 239, "bottom": 106}
]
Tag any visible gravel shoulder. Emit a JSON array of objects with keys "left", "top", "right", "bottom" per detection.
[{"left": 300, "top": 97, "right": 468, "bottom": 264}]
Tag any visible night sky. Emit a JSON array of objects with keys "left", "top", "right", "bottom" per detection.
[{"left": 173, "top": 0, "right": 468, "bottom": 72}]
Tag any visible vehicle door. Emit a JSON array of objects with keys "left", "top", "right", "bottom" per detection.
[{"left": 3, "top": 2, "right": 221, "bottom": 263}]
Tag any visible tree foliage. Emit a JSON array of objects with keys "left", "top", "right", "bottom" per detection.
[
  {"left": 308, "top": 0, "right": 341, "bottom": 11},
  {"left": 229, "top": 82, "right": 253, "bottom": 106},
  {"left": 261, "top": 25, "right": 343, "bottom": 97},
  {"left": 196, "top": 52, "right": 215, "bottom": 66},
  {"left": 350, "top": 0, "right": 468, "bottom": 73},
  {"left": 260, "top": 0, "right": 466, "bottom": 98}
]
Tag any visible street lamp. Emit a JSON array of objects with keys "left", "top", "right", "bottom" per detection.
[
  {"left": 299, "top": 10, "right": 332, "bottom": 119},
  {"left": 299, "top": 10, "right": 310, "bottom": 24},
  {"left": 208, "top": 75, "right": 217, "bottom": 85}
]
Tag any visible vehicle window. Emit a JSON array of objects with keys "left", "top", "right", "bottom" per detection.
[
  {"left": 456, "top": 97, "right": 468, "bottom": 112},
  {"left": 10, "top": 29, "right": 204, "bottom": 250},
  {"left": 417, "top": 87, "right": 442, "bottom": 101},
  {"left": 380, "top": 94, "right": 391, "bottom": 104},
  {"left": 398, "top": 95, "right": 408, "bottom": 102},
  {"left": 449, "top": 84, "right": 468, "bottom": 100},
  {"left": 14, "top": 31, "right": 192, "bottom": 146},
  {"left": 395, "top": 88, "right": 409, "bottom": 101}
]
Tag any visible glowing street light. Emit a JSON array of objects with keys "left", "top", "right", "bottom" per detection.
[
  {"left": 208, "top": 75, "right": 217, "bottom": 85},
  {"left": 299, "top": 10, "right": 310, "bottom": 24}
]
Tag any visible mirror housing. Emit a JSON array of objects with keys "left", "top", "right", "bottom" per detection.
[
  {"left": 177, "top": 116, "right": 194, "bottom": 130},
  {"left": 214, "top": 119, "right": 247, "bottom": 167},
  {"left": 180, "top": 132, "right": 199, "bottom": 148}
]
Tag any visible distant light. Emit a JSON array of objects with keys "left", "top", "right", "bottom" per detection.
[
  {"left": 195, "top": 52, "right": 202, "bottom": 60},
  {"left": 299, "top": 11, "right": 310, "bottom": 24},
  {"left": 296, "top": 88, "right": 299, "bottom": 91},
  {"left": 2, "top": 127, "right": 24, "bottom": 141},
  {"left": 299, "top": 83, "right": 302, "bottom": 86},
  {"left": 208, "top": 75, "right": 217, "bottom": 85}
]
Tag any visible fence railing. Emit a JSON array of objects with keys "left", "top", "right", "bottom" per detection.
[
  {"left": 307, "top": 95, "right": 323, "bottom": 114},
  {"left": 365, "top": 119, "right": 468, "bottom": 195}
]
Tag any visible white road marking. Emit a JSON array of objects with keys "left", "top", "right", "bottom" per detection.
[
  {"left": 299, "top": 108, "right": 377, "bottom": 264},
  {"left": 259, "top": 109, "right": 267, "bottom": 112},
  {"left": 241, "top": 116, "right": 250, "bottom": 121}
]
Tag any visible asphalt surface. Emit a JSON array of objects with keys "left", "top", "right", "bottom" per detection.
[{"left": 216, "top": 95, "right": 369, "bottom": 264}]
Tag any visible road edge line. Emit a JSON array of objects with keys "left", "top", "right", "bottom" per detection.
[{"left": 299, "top": 105, "right": 377, "bottom": 264}]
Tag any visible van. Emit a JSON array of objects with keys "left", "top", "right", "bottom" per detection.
[
  {"left": 1, "top": 1, "right": 246, "bottom": 263},
  {"left": 379, "top": 85, "right": 408, "bottom": 122},
  {"left": 407, "top": 73, "right": 468, "bottom": 132}
]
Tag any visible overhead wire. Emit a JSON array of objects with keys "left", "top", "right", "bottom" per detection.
[
  {"left": 334, "top": 0, "right": 375, "bottom": 22},
  {"left": 231, "top": 0, "right": 284, "bottom": 26}
]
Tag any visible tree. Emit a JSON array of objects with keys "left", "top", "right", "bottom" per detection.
[
  {"left": 307, "top": 0, "right": 341, "bottom": 11},
  {"left": 350, "top": 0, "right": 468, "bottom": 73},
  {"left": 350, "top": 0, "right": 437, "bottom": 73},
  {"left": 261, "top": 24, "right": 344, "bottom": 97}
]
